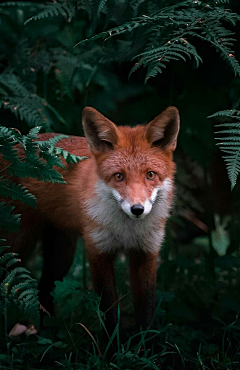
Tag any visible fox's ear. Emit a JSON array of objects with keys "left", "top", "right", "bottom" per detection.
[
  {"left": 146, "top": 106, "right": 180, "bottom": 151},
  {"left": 82, "top": 107, "right": 118, "bottom": 153}
]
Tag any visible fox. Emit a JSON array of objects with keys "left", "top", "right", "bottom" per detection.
[{"left": 2, "top": 106, "right": 180, "bottom": 332}]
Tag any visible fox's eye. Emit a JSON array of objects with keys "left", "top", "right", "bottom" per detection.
[
  {"left": 146, "top": 171, "right": 157, "bottom": 180},
  {"left": 114, "top": 173, "right": 124, "bottom": 181}
]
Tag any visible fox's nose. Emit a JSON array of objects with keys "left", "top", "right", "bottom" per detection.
[{"left": 131, "top": 204, "right": 144, "bottom": 217}]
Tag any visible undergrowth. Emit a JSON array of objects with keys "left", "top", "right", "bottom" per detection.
[{"left": 1, "top": 239, "right": 240, "bottom": 369}]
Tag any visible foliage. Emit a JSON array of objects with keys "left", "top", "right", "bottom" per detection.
[
  {"left": 24, "top": 1, "right": 76, "bottom": 24},
  {"left": 0, "top": 124, "right": 86, "bottom": 350},
  {"left": 0, "top": 238, "right": 39, "bottom": 329},
  {"left": 0, "top": 125, "right": 86, "bottom": 233},
  {"left": 75, "top": 0, "right": 240, "bottom": 82},
  {"left": 0, "top": 0, "right": 240, "bottom": 369},
  {"left": 211, "top": 109, "right": 240, "bottom": 189},
  {"left": 0, "top": 74, "right": 67, "bottom": 131},
  {"left": 1, "top": 246, "right": 240, "bottom": 369}
]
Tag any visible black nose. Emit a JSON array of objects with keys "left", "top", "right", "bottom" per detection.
[{"left": 131, "top": 204, "right": 144, "bottom": 217}]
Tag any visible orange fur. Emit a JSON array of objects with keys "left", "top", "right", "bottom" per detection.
[{"left": 1, "top": 106, "right": 180, "bottom": 331}]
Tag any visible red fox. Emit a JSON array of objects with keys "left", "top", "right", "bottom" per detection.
[{"left": 2, "top": 106, "right": 180, "bottom": 332}]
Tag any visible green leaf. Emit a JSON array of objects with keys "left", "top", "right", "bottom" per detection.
[
  {"left": 37, "top": 337, "right": 53, "bottom": 345},
  {"left": 0, "top": 202, "right": 20, "bottom": 231},
  {"left": 24, "top": 1, "right": 75, "bottom": 25},
  {"left": 0, "top": 178, "right": 37, "bottom": 207},
  {"left": 211, "top": 109, "right": 240, "bottom": 189}
]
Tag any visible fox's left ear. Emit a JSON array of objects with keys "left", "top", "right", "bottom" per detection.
[{"left": 146, "top": 106, "right": 180, "bottom": 151}]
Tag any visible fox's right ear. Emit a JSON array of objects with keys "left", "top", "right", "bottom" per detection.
[{"left": 82, "top": 107, "right": 119, "bottom": 153}]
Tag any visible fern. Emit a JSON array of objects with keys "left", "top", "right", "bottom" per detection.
[
  {"left": 0, "top": 178, "right": 37, "bottom": 207},
  {"left": 0, "top": 240, "right": 39, "bottom": 326},
  {"left": 131, "top": 38, "right": 203, "bottom": 81},
  {"left": 38, "top": 136, "right": 88, "bottom": 165},
  {"left": 97, "top": 0, "right": 108, "bottom": 17},
  {"left": 0, "top": 126, "right": 19, "bottom": 163},
  {"left": 0, "top": 74, "right": 66, "bottom": 129},
  {"left": 74, "top": 17, "right": 149, "bottom": 48},
  {"left": 37, "top": 134, "right": 69, "bottom": 168},
  {"left": 0, "top": 126, "right": 86, "bottom": 184},
  {"left": 210, "top": 109, "right": 240, "bottom": 190},
  {"left": 0, "top": 252, "right": 18, "bottom": 266},
  {"left": 2, "top": 268, "right": 35, "bottom": 295},
  {"left": 0, "top": 203, "right": 20, "bottom": 232},
  {"left": 75, "top": 0, "right": 240, "bottom": 82},
  {"left": 24, "top": 0, "right": 76, "bottom": 25},
  {"left": 0, "top": 125, "right": 87, "bottom": 236},
  {"left": 53, "top": 55, "right": 77, "bottom": 98},
  {"left": 55, "top": 147, "right": 88, "bottom": 164}
]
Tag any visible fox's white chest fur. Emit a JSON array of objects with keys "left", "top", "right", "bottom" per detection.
[{"left": 86, "top": 178, "right": 173, "bottom": 254}]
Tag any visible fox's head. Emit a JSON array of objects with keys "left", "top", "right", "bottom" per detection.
[{"left": 82, "top": 107, "right": 180, "bottom": 220}]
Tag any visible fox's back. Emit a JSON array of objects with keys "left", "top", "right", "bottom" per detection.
[{"left": 0, "top": 133, "right": 95, "bottom": 255}]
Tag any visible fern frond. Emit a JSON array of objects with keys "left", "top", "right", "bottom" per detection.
[
  {"left": 0, "top": 126, "right": 85, "bottom": 184},
  {"left": 18, "top": 289, "right": 37, "bottom": 300},
  {"left": 37, "top": 135, "right": 68, "bottom": 168},
  {"left": 0, "top": 178, "right": 37, "bottom": 207},
  {"left": 210, "top": 109, "right": 240, "bottom": 189},
  {"left": 1, "top": 267, "right": 30, "bottom": 291},
  {"left": 76, "top": 0, "right": 240, "bottom": 81},
  {"left": 0, "top": 126, "right": 18, "bottom": 162},
  {"left": 9, "top": 161, "right": 65, "bottom": 183},
  {"left": 97, "top": 0, "right": 108, "bottom": 17},
  {"left": 0, "top": 252, "right": 18, "bottom": 266},
  {"left": 74, "top": 17, "right": 149, "bottom": 48},
  {"left": 0, "top": 203, "right": 20, "bottom": 231},
  {"left": 209, "top": 109, "right": 240, "bottom": 119},
  {"left": 55, "top": 147, "right": 88, "bottom": 164},
  {"left": 53, "top": 54, "right": 78, "bottom": 98},
  {"left": 5, "top": 129, "right": 67, "bottom": 182},
  {"left": 0, "top": 241, "right": 10, "bottom": 255},
  {"left": 8, "top": 281, "right": 35, "bottom": 298},
  {"left": 24, "top": 296, "right": 39, "bottom": 310},
  {"left": 37, "top": 134, "right": 69, "bottom": 152},
  {"left": 0, "top": 239, "right": 40, "bottom": 325},
  {"left": 131, "top": 38, "right": 203, "bottom": 82},
  {"left": 0, "top": 74, "right": 66, "bottom": 129},
  {"left": 24, "top": 0, "right": 76, "bottom": 25},
  {"left": 38, "top": 135, "right": 88, "bottom": 165}
]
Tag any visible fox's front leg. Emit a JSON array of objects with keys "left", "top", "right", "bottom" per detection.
[
  {"left": 87, "top": 247, "right": 118, "bottom": 333},
  {"left": 129, "top": 251, "right": 158, "bottom": 328}
]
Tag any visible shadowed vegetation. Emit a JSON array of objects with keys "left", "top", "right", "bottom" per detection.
[{"left": 1, "top": 0, "right": 240, "bottom": 368}]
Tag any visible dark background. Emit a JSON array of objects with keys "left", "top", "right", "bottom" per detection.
[{"left": 1, "top": 1, "right": 240, "bottom": 368}]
